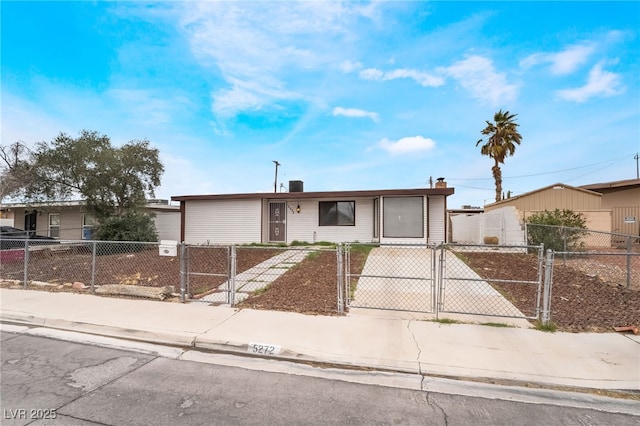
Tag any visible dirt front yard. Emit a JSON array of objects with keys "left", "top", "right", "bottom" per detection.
[
  {"left": 459, "top": 252, "right": 640, "bottom": 332},
  {"left": 2, "top": 245, "right": 638, "bottom": 332},
  {"left": 240, "top": 248, "right": 639, "bottom": 332}
]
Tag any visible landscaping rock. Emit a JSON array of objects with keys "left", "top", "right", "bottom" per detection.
[{"left": 95, "top": 284, "right": 174, "bottom": 300}]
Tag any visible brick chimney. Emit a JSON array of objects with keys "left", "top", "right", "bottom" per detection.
[{"left": 435, "top": 177, "right": 447, "bottom": 188}]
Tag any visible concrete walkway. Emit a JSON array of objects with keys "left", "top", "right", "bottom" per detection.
[
  {"left": 1, "top": 288, "right": 639, "bottom": 394},
  {"left": 200, "top": 249, "right": 311, "bottom": 304}
]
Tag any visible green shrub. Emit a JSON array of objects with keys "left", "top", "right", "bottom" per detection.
[
  {"left": 526, "top": 209, "right": 587, "bottom": 251},
  {"left": 93, "top": 212, "right": 157, "bottom": 255},
  {"left": 94, "top": 212, "right": 158, "bottom": 242}
]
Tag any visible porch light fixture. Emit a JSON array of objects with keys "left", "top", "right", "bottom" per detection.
[{"left": 296, "top": 203, "right": 301, "bottom": 214}]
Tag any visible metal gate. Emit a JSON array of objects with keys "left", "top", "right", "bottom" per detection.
[
  {"left": 344, "top": 244, "right": 437, "bottom": 313},
  {"left": 344, "top": 243, "right": 544, "bottom": 320},
  {"left": 438, "top": 244, "right": 544, "bottom": 319},
  {"left": 181, "top": 244, "right": 233, "bottom": 304}
]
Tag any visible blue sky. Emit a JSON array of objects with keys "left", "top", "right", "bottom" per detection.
[{"left": 2, "top": 1, "right": 639, "bottom": 208}]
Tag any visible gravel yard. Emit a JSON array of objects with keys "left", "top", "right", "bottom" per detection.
[{"left": 2, "top": 245, "right": 638, "bottom": 332}]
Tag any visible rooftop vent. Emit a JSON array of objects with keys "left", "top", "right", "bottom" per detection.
[{"left": 289, "top": 180, "right": 304, "bottom": 192}]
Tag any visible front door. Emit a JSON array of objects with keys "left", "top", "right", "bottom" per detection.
[
  {"left": 269, "top": 202, "right": 286, "bottom": 242},
  {"left": 24, "top": 210, "right": 37, "bottom": 237}
]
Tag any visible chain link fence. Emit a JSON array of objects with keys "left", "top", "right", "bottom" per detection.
[
  {"left": 345, "top": 243, "right": 437, "bottom": 313},
  {"left": 3, "top": 235, "right": 637, "bottom": 329},
  {"left": 526, "top": 224, "right": 640, "bottom": 289},
  {"left": 0, "top": 239, "right": 180, "bottom": 300},
  {"left": 439, "top": 244, "right": 544, "bottom": 319}
]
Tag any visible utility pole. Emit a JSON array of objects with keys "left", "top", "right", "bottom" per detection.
[
  {"left": 273, "top": 160, "right": 280, "bottom": 193},
  {"left": 635, "top": 153, "right": 639, "bottom": 179}
]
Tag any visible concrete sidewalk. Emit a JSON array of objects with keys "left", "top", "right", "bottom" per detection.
[{"left": 1, "top": 288, "right": 639, "bottom": 393}]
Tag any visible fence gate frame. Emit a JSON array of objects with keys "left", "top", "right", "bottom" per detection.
[
  {"left": 343, "top": 243, "right": 438, "bottom": 314},
  {"left": 180, "top": 244, "right": 232, "bottom": 304},
  {"left": 342, "top": 242, "right": 546, "bottom": 321},
  {"left": 437, "top": 243, "right": 545, "bottom": 320}
]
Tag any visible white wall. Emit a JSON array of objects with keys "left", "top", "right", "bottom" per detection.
[
  {"left": 184, "top": 199, "right": 262, "bottom": 244},
  {"left": 154, "top": 211, "right": 180, "bottom": 241},
  {"left": 451, "top": 213, "right": 482, "bottom": 244},
  {"left": 450, "top": 206, "right": 524, "bottom": 245},
  {"left": 428, "top": 196, "right": 446, "bottom": 244},
  {"left": 283, "top": 197, "right": 376, "bottom": 244}
]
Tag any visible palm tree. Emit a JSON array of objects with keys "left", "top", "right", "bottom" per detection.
[{"left": 476, "top": 110, "right": 522, "bottom": 202}]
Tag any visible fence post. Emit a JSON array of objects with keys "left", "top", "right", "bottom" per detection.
[
  {"left": 179, "top": 242, "right": 186, "bottom": 303},
  {"left": 229, "top": 245, "right": 237, "bottom": 306},
  {"left": 534, "top": 244, "right": 544, "bottom": 319},
  {"left": 336, "top": 244, "right": 344, "bottom": 314},
  {"left": 23, "top": 239, "right": 29, "bottom": 288},
  {"left": 541, "top": 249, "right": 554, "bottom": 326},
  {"left": 436, "top": 244, "right": 445, "bottom": 319},
  {"left": 91, "top": 241, "right": 97, "bottom": 293},
  {"left": 627, "top": 236, "right": 632, "bottom": 289}
]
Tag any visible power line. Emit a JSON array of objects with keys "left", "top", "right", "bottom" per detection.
[{"left": 448, "top": 154, "right": 630, "bottom": 181}]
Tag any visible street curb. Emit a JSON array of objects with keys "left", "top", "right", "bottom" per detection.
[
  {"left": 0, "top": 311, "right": 198, "bottom": 348},
  {"left": 2, "top": 311, "right": 639, "bottom": 401}
]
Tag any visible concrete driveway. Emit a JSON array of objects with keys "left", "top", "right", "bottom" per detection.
[{"left": 350, "top": 246, "right": 531, "bottom": 327}]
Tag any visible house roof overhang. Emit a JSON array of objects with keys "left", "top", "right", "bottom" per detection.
[
  {"left": 172, "top": 187, "right": 455, "bottom": 202},
  {"left": 580, "top": 178, "right": 640, "bottom": 192}
]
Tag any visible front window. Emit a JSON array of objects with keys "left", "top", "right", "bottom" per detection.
[
  {"left": 82, "top": 214, "right": 95, "bottom": 240},
  {"left": 319, "top": 201, "right": 355, "bottom": 226},
  {"left": 49, "top": 213, "right": 60, "bottom": 238}
]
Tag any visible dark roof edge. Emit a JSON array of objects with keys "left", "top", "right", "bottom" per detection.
[
  {"left": 172, "top": 187, "right": 455, "bottom": 202},
  {"left": 580, "top": 178, "right": 640, "bottom": 191}
]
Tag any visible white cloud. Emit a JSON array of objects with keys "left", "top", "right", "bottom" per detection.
[
  {"left": 332, "top": 107, "right": 379, "bottom": 122},
  {"left": 174, "top": 2, "right": 376, "bottom": 119},
  {"left": 520, "top": 44, "right": 595, "bottom": 75},
  {"left": 556, "top": 63, "right": 623, "bottom": 102},
  {"left": 441, "top": 55, "right": 518, "bottom": 106},
  {"left": 378, "top": 136, "right": 436, "bottom": 155},
  {"left": 339, "top": 60, "right": 362, "bottom": 73},
  {"left": 359, "top": 68, "right": 384, "bottom": 80},
  {"left": 359, "top": 67, "right": 444, "bottom": 87}
]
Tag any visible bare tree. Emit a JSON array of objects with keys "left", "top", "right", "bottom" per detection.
[{"left": 0, "top": 141, "right": 34, "bottom": 201}]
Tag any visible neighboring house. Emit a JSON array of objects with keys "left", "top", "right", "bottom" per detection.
[
  {"left": 171, "top": 181, "right": 455, "bottom": 245},
  {"left": 484, "top": 183, "right": 610, "bottom": 233},
  {"left": 450, "top": 180, "right": 640, "bottom": 246},
  {"left": 0, "top": 199, "right": 180, "bottom": 241},
  {"left": 580, "top": 179, "right": 640, "bottom": 237}
]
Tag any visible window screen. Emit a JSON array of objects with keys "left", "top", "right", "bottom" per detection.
[
  {"left": 383, "top": 196, "right": 424, "bottom": 238},
  {"left": 319, "top": 201, "right": 355, "bottom": 226}
]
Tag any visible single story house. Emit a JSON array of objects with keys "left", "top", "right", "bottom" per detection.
[
  {"left": 0, "top": 199, "right": 180, "bottom": 241},
  {"left": 171, "top": 181, "right": 454, "bottom": 245}
]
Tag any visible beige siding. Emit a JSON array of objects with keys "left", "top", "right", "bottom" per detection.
[
  {"left": 612, "top": 206, "right": 640, "bottom": 237},
  {"left": 582, "top": 210, "right": 612, "bottom": 233},
  {"left": 184, "top": 199, "right": 262, "bottom": 244},
  {"left": 599, "top": 187, "right": 640, "bottom": 209},
  {"left": 283, "top": 197, "right": 375, "bottom": 244},
  {"left": 59, "top": 209, "right": 85, "bottom": 239},
  {"left": 487, "top": 186, "right": 601, "bottom": 212}
]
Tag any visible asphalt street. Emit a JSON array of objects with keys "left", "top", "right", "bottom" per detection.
[{"left": 1, "top": 327, "right": 639, "bottom": 426}]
